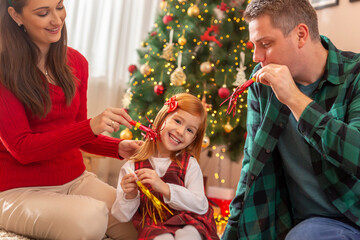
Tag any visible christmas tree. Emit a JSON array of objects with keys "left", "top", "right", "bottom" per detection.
[{"left": 118, "top": 0, "right": 254, "bottom": 162}]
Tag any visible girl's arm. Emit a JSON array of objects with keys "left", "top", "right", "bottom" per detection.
[
  {"left": 163, "top": 157, "right": 208, "bottom": 215},
  {"left": 111, "top": 161, "right": 140, "bottom": 222}
]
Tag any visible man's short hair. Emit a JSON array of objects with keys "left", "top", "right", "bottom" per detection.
[{"left": 244, "top": 0, "right": 320, "bottom": 40}]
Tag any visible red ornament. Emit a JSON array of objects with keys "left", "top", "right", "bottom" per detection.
[
  {"left": 217, "top": 2, "right": 229, "bottom": 11},
  {"left": 163, "top": 15, "right": 173, "bottom": 25},
  {"left": 151, "top": 31, "right": 157, "bottom": 36},
  {"left": 128, "top": 65, "right": 137, "bottom": 74},
  {"left": 246, "top": 41, "right": 254, "bottom": 49},
  {"left": 218, "top": 86, "right": 230, "bottom": 99},
  {"left": 154, "top": 84, "right": 165, "bottom": 95},
  {"left": 244, "top": 131, "right": 247, "bottom": 140}
]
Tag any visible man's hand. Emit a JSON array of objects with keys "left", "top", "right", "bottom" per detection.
[{"left": 254, "top": 64, "right": 313, "bottom": 120}]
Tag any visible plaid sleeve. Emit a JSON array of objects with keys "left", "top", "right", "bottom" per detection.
[
  {"left": 222, "top": 79, "right": 262, "bottom": 239},
  {"left": 297, "top": 76, "right": 360, "bottom": 177}
]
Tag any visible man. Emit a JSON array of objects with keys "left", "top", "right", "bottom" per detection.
[{"left": 222, "top": 0, "right": 360, "bottom": 239}]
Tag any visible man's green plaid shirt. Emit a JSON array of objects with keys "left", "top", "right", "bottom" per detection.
[{"left": 222, "top": 36, "right": 360, "bottom": 240}]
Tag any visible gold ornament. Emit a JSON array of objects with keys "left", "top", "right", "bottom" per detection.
[
  {"left": 160, "top": 1, "right": 168, "bottom": 10},
  {"left": 200, "top": 61, "right": 213, "bottom": 73},
  {"left": 178, "top": 36, "right": 187, "bottom": 46},
  {"left": 170, "top": 67, "right": 186, "bottom": 86},
  {"left": 161, "top": 43, "right": 174, "bottom": 61},
  {"left": 140, "top": 63, "right": 152, "bottom": 76},
  {"left": 202, "top": 136, "right": 210, "bottom": 148},
  {"left": 178, "top": 0, "right": 187, "bottom": 3},
  {"left": 120, "top": 128, "right": 133, "bottom": 140},
  {"left": 187, "top": 5, "right": 200, "bottom": 17},
  {"left": 140, "top": 41, "right": 146, "bottom": 47},
  {"left": 224, "top": 121, "right": 233, "bottom": 133}
]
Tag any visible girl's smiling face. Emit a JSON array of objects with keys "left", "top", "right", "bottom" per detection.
[{"left": 156, "top": 109, "right": 201, "bottom": 158}]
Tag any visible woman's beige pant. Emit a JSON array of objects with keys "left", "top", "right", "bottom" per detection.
[{"left": 0, "top": 171, "right": 137, "bottom": 240}]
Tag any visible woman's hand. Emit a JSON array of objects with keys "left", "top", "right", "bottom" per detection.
[
  {"left": 136, "top": 168, "right": 170, "bottom": 199},
  {"left": 90, "top": 108, "right": 133, "bottom": 135},
  {"left": 118, "top": 140, "right": 143, "bottom": 159},
  {"left": 121, "top": 173, "right": 138, "bottom": 199}
]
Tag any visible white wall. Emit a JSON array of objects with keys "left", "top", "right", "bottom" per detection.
[{"left": 317, "top": 0, "right": 360, "bottom": 52}]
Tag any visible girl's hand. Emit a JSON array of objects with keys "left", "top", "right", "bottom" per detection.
[
  {"left": 136, "top": 168, "right": 170, "bottom": 199},
  {"left": 120, "top": 173, "right": 138, "bottom": 199},
  {"left": 118, "top": 140, "right": 143, "bottom": 159},
  {"left": 90, "top": 108, "right": 133, "bottom": 135}
]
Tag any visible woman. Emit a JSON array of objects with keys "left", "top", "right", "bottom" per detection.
[{"left": 0, "top": 0, "right": 140, "bottom": 239}]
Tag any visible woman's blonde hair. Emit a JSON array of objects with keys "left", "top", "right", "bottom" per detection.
[{"left": 130, "top": 93, "right": 207, "bottom": 163}]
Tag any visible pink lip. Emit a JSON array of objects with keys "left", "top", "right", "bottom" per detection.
[
  {"left": 168, "top": 133, "right": 181, "bottom": 145},
  {"left": 46, "top": 27, "right": 61, "bottom": 34}
]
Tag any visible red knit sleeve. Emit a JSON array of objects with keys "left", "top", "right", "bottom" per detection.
[
  {"left": 0, "top": 84, "right": 97, "bottom": 164},
  {"left": 67, "top": 47, "right": 122, "bottom": 159}
]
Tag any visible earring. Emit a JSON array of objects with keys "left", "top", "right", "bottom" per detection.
[{"left": 17, "top": 23, "right": 21, "bottom": 27}]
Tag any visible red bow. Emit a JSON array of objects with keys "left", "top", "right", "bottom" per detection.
[
  {"left": 165, "top": 96, "right": 178, "bottom": 112},
  {"left": 200, "top": 25, "right": 223, "bottom": 47}
]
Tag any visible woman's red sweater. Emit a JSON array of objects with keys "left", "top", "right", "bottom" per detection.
[{"left": 0, "top": 47, "right": 121, "bottom": 191}]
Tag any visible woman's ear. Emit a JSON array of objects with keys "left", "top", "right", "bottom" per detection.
[{"left": 7, "top": 7, "right": 23, "bottom": 26}]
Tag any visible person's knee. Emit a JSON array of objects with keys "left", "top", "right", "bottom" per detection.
[{"left": 64, "top": 201, "right": 109, "bottom": 240}]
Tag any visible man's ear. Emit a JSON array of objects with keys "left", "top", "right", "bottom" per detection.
[
  {"left": 296, "top": 23, "right": 309, "bottom": 48},
  {"left": 7, "top": 7, "right": 23, "bottom": 26}
]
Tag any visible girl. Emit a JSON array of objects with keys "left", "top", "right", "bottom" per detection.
[
  {"left": 0, "top": 0, "right": 141, "bottom": 239},
  {"left": 112, "top": 93, "right": 219, "bottom": 240}
]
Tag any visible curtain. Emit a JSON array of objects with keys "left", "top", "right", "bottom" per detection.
[{"left": 65, "top": 0, "right": 160, "bottom": 117}]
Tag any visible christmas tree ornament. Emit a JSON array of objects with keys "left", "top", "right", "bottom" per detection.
[
  {"left": 187, "top": 5, "right": 200, "bottom": 17},
  {"left": 202, "top": 135, "right": 210, "bottom": 148},
  {"left": 200, "top": 61, "right": 213, "bottom": 74},
  {"left": 161, "top": 29, "right": 174, "bottom": 61},
  {"left": 151, "top": 31, "right": 158, "bottom": 36},
  {"left": 160, "top": 0, "right": 168, "bottom": 10},
  {"left": 200, "top": 25, "right": 223, "bottom": 47},
  {"left": 224, "top": 120, "right": 234, "bottom": 133},
  {"left": 213, "top": 7, "right": 225, "bottom": 20},
  {"left": 163, "top": 15, "right": 173, "bottom": 25},
  {"left": 178, "top": 30, "right": 187, "bottom": 46},
  {"left": 128, "top": 64, "right": 137, "bottom": 74},
  {"left": 217, "top": 2, "right": 229, "bottom": 11},
  {"left": 170, "top": 52, "right": 186, "bottom": 86},
  {"left": 246, "top": 41, "right": 254, "bottom": 49},
  {"left": 218, "top": 85, "right": 230, "bottom": 99},
  {"left": 140, "top": 41, "right": 146, "bottom": 47},
  {"left": 140, "top": 63, "right": 152, "bottom": 76},
  {"left": 233, "top": 52, "right": 247, "bottom": 86},
  {"left": 154, "top": 84, "right": 165, "bottom": 95},
  {"left": 178, "top": 0, "right": 187, "bottom": 3},
  {"left": 122, "top": 88, "right": 133, "bottom": 108},
  {"left": 178, "top": 36, "right": 187, "bottom": 46},
  {"left": 120, "top": 128, "right": 133, "bottom": 140}
]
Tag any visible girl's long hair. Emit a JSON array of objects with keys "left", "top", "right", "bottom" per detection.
[
  {"left": 130, "top": 93, "right": 207, "bottom": 163},
  {"left": 0, "top": 0, "right": 77, "bottom": 118}
]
